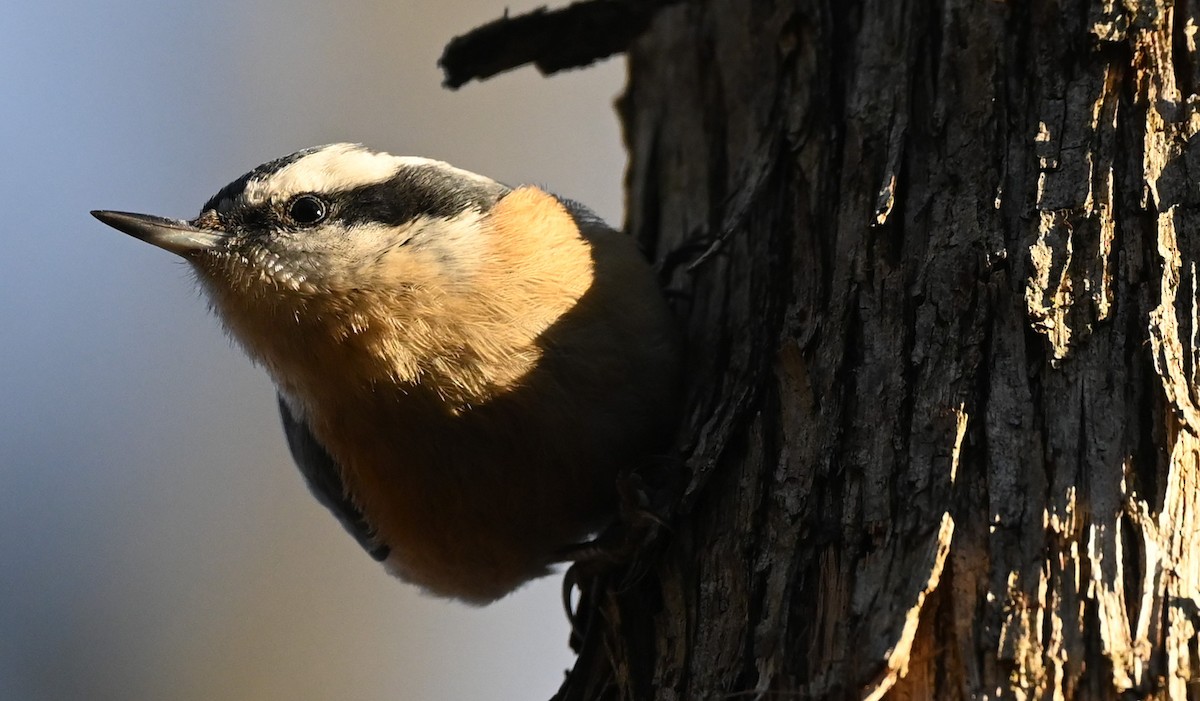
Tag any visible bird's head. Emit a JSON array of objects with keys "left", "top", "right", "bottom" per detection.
[{"left": 93, "top": 143, "right": 510, "bottom": 304}]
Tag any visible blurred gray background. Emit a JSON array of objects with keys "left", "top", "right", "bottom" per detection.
[{"left": 1, "top": 1, "right": 626, "bottom": 699}]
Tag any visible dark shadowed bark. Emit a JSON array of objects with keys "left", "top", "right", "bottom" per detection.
[{"left": 452, "top": 1, "right": 1200, "bottom": 698}]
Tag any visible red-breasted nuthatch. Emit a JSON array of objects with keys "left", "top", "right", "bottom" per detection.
[{"left": 92, "top": 144, "right": 679, "bottom": 603}]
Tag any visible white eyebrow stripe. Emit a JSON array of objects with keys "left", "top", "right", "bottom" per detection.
[
  {"left": 235, "top": 145, "right": 503, "bottom": 210},
  {"left": 241, "top": 144, "right": 398, "bottom": 205}
]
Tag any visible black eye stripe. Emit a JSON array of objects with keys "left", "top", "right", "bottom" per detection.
[
  {"left": 329, "top": 167, "right": 509, "bottom": 227},
  {"left": 200, "top": 163, "right": 511, "bottom": 232}
]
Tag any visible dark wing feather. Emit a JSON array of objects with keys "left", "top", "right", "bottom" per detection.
[{"left": 277, "top": 395, "right": 390, "bottom": 561}]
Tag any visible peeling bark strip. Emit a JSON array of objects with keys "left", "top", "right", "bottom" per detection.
[
  {"left": 432, "top": 0, "right": 1199, "bottom": 698},
  {"left": 1026, "top": 57, "right": 1120, "bottom": 362},
  {"left": 1150, "top": 210, "right": 1200, "bottom": 432}
]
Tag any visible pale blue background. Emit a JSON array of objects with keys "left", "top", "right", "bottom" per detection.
[{"left": 1, "top": 2, "right": 625, "bottom": 698}]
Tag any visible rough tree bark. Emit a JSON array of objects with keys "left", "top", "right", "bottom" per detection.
[{"left": 447, "top": 0, "right": 1200, "bottom": 698}]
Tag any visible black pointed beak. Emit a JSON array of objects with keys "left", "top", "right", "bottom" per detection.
[{"left": 91, "top": 210, "right": 229, "bottom": 257}]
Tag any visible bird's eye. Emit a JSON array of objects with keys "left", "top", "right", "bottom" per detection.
[{"left": 288, "top": 195, "right": 328, "bottom": 225}]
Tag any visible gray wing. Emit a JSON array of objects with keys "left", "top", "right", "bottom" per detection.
[{"left": 277, "top": 395, "right": 390, "bottom": 561}]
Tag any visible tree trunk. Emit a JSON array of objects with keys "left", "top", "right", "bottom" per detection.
[{"left": 556, "top": 0, "right": 1200, "bottom": 699}]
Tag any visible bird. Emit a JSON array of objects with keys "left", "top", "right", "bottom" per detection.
[{"left": 92, "top": 143, "right": 680, "bottom": 603}]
